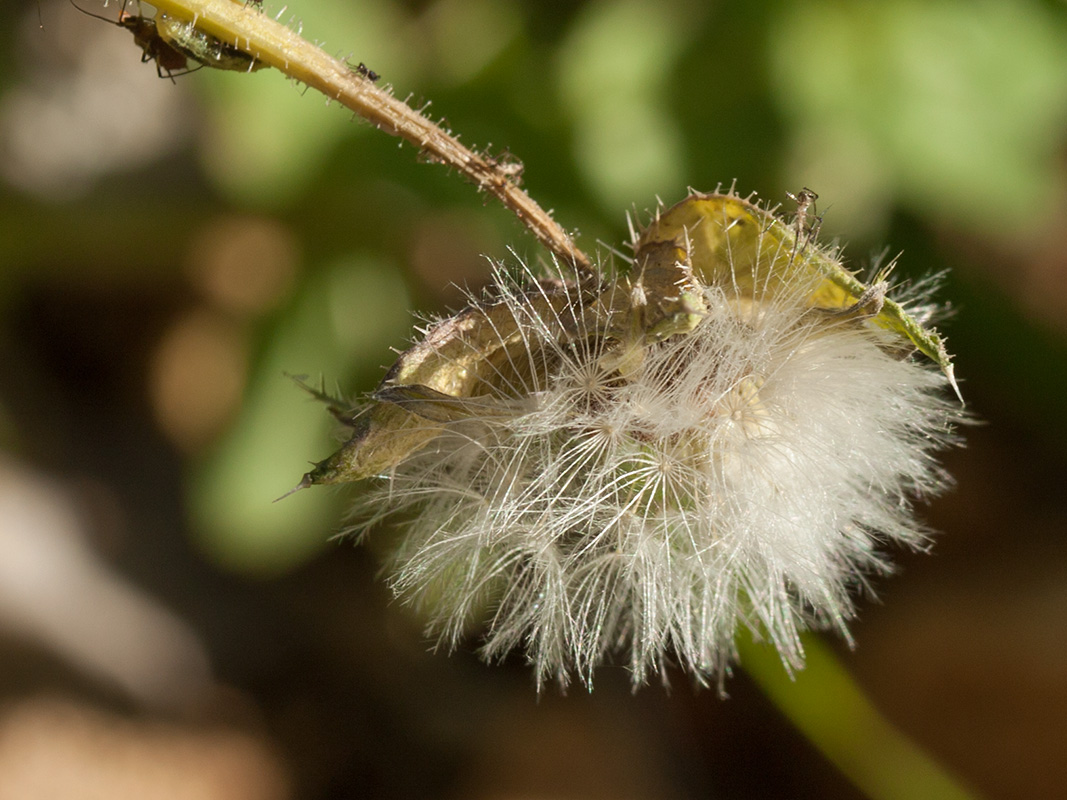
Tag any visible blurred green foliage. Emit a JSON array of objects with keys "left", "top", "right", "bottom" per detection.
[
  {"left": 191, "top": 253, "right": 412, "bottom": 572},
  {"left": 769, "top": 0, "right": 1067, "bottom": 237}
]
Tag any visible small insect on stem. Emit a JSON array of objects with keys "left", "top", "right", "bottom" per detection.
[
  {"left": 485, "top": 148, "right": 525, "bottom": 185},
  {"left": 349, "top": 62, "right": 381, "bottom": 83},
  {"left": 70, "top": 0, "right": 193, "bottom": 81},
  {"left": 71, "top": 0, "right": 268, "bottom": 79},
  {"left": 786, "top": 187, "right": 821, "bottom": 242},
  {"left": 786, "top": 187, "right": 823, "bottom": 264}
]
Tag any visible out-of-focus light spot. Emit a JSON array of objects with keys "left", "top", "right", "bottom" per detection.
[
  {"left": 0, "top": 698, "right": 290, "bottom": 800},
  {"left": 189, "top": 255, "right": 411, "bottom": 576},
  {"left": 187, "top": 216, "right": 299, "bottom": 316},
  {"left": 571, "top": 108, "right": 684, "bottom": 216},
  {"left": 769, "top": 0, "right": 1067, "bottom": 237},
  {"left": 783, "top": 126, "right": 894, "bottom": 240},
  {"left": 556, "top": 0, "right": 694, "bottom": 211},
  {"left": 409, "top": 210, "right": 503, "bottom": 305},
  {"left": 1019, "top": 206, "right": 1067, "bottom": 333},
  {"left": 0, "top": 459, "right": 214, "bottom": 710},
  {"left": 325, "top": 256, "right": 414, "bottom": 357},
  {"left": 0, "top": 5, "right": 192, "bottom": 199},
  {"left": 199, "top": 0, "right": 415, "bottom": 205},
  {"left": 422, "top": 0, "right": 522, "bottom": 85},
  {"left": 150, "top": 310, "right": 249, "bottom": 453}
]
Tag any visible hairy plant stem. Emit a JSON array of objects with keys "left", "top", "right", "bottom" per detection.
[{"left": 147, "top": 0, "right": 592, "bottom": 275}]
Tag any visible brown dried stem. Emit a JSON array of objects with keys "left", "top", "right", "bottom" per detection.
[{"left": 145, "top": 0, "right": 592, "bottom": 273}]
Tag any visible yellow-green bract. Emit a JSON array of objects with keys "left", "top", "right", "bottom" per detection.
[{"left": 300, "top": 191, "right": 958, "bottom": 489}]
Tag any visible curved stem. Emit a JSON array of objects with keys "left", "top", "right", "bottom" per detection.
[
  {"left": 739, "top": 634, "right": 983, "bottom": 800},
  {"left": 146, "top": 0, "right": 592, "bottom": 274}
]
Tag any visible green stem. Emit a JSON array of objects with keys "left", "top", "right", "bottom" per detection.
[
  {"left": 145, "top": 0, "right": 591, "bottom": 274},
  {"left": 739, "top": 633, "right": 983, "bottom": 800}
]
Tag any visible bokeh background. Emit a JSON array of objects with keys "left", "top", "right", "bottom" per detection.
[{"left": 2, "top": 0, "right": 1066, "bottom": 797}]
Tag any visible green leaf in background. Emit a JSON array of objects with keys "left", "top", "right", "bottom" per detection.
[
  {"left": 189, "top": 254, "right": 411, "bottom": 575},
  {"left": 197, "top": 0, "right": 416, "bottom": 206},
  {"left": 556, "top": 0, "right": 696, "bottom": 211},
  {"left": 769, "top": 0, "right": 1067, "bottom": 237}
]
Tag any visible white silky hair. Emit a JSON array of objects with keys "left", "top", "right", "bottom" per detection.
[{"left": 351, "top": 257, "right": 958, "bottom": 690}]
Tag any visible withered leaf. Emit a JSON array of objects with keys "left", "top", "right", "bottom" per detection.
[{"left": 639, "top": 193, "right": 958, "bottom": 395}]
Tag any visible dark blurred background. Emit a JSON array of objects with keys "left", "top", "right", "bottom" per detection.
[{"left": 1, "top": 0, "right": 1065, "bottom": 797}]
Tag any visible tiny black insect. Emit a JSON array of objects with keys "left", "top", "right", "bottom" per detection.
[{"left": 351, "top": 61, "right": 380, "bottom": 83}]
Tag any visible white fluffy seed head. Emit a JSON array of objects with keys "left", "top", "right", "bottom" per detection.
[{"left": 347, "top": 246, "right": 960, "bottom": 689}]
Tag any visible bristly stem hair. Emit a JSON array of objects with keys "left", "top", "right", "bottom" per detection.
[{"left": 145, "top": 0, "right": 593, "bottom": 275}]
